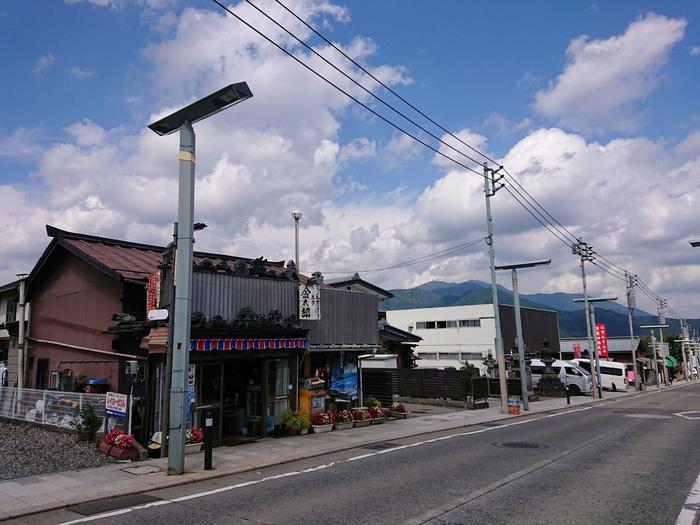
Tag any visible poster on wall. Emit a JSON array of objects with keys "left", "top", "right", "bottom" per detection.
[
  {"left": 330, "top": 357, "right": 357, "bottom": 400},
  {"left": 299, "top": 283, "right": 321, "bottom": 320},
  {"left": 595, "top": 323, "right": 609, "bottom": 358}
]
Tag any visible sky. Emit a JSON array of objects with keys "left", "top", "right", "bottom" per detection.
[{"left": 1, "top": 0, "right": 699, "bottom": 317}]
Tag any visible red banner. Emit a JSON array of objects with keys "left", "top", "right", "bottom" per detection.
[
  {"left": 572, "top": 342, "right": 582, "bottom": 359},
  {"left": 595, "top": 323, "right": 609, "bottom": 358},
  {"left": 147, "top": 273, "right": 161, "bottom": 311}
]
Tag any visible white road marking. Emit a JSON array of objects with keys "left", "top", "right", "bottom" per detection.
[
  {"left": 674, "top": 411, "right": 700, "bottom": 420},
  {"left": 58, "top": 407, "right": 592, "bottom": 524},
  {"left": 676, "top": 467, "right": 700, "bottom": 525}
]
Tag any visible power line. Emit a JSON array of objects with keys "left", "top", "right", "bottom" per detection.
[{"left": 321, "top": 237, "right": 486, "bottom": 275}]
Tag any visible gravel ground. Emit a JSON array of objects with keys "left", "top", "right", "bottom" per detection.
[{"left": 0, "top": 419, "right": 114, "bottom": 481}]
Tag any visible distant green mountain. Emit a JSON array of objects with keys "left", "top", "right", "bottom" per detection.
[{"left": 382, "top": 280, "right": 687, "bottom": 337}]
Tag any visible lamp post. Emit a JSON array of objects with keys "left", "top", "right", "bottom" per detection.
[
  {"left": 573, "top": 296, "right": 617, "bottom": 398},
  {"left": 148, "top": 82, "right": 253, "bottom": 475},
  {"left": 495, "top": 259, "right": 551, "bottom": 411},
  {"left": 291, "top": 211, "right": 302, "bottom": 273},
  {"left": 640, "top": 324, "right": 668, "bottom": 388}
]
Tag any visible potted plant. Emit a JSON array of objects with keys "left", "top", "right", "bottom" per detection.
[
  {"left": 389, "top": 402, "right": 408, "bottom": 419},
  {"left": 281, "top": 410, "right": 311, "bottom": 436},
  {"left": 185, "top": 426, "right": 204, "bottom": 453},
  {"left": 365, "top": 396, "right": 382, "bottom": 409},
  {"left": 352, "top": 408, "right": 371, "bottom": 427},
  {"left": 98, "top": 428, "right": 138, "bottom": 460},
  {"left": 311, "top": 411, "right": 334, "bottom": 433},
  {"left": 369, "top": 406, "right": 386, "bottom": 424},
  {"left": 333, "top": 409, "right": 354, "bottom": 430}
]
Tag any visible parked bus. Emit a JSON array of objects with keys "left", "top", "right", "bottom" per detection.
[{"left": 571, "top": 359, "right": 628, "bottom": 392}]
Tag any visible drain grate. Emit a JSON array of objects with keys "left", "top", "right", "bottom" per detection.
[
  {"left": 494, "top": 442, "right": 547, "bottom": 449},
  {"left": 69, "top": 494, "right": 162, "bottom": 516},
  {"left": 364, "top": 442, "right": 403, "bottom": 450}
]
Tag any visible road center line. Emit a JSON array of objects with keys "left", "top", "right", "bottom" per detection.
[
  {"left": 57, "top": 405, "right": 592, "bottom": 524},
  {"left": 676, "top": 467, "right": 700, "bottom": 525}
]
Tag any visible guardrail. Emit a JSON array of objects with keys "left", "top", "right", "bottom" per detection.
[{"left": 0, "top": 387, "right": 107, "bottom": 431}]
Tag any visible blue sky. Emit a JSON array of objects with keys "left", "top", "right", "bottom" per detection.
[{"left": 1, "top": 0, "right": 700, "bottom": 316}]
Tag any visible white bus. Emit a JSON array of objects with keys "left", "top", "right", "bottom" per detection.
[{"left": 571, "top": 359, "right": 628, "bottom": 392}]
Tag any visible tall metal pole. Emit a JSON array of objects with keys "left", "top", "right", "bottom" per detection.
[
  {"left": 589, "top": 305, "right": 603, "bottom": 398},
  {"left": 16, "top": 275, "right": 27, "bottom": 395},
  {"left": 657, "top": 300, "right": 667, "bottom": 386},
  {"left": 511, "top": 269, "right": 529, "bottom": 411},
  {"left": 574, "top": 240, "right": 598, "bottom": 399},
  {"left": 292, "top": 212, "right": 302, "bottom": 273},
  {"left": 483, "top": 164, "right": 508, "bottom": 414},
  {"left": 160, "top": 223, "right": 177, "bottom": 459},
  {"left": 650, "top": 331, "right": 660, "bottom": 388},
  {"left": 681, "top": 321, "right": 689, "bottom": 382},
  {"left": 626, "top": 273, "right": 640, "bottom": 391},
  {"left": 168, "top": 122, "right": 196, "bottom": 475}
]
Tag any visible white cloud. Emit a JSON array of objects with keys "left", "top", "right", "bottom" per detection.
[
  {"left": 68, "top": 65, "right": 94, "bottom": 78},
  {"left": 534, "top": 13, "right": 686, "bottom": 133},
  {"left": 32, "top": 54, "right": 56, "bottom": 76},
  {"left": 691, "top": 46, "right": 700, "bottom": 56},
  {"left": 339, "top": 137, "right": 376, "bottom": 162},
  {"left": 0, "top": 128, "right": 46, "bottom": 161}
]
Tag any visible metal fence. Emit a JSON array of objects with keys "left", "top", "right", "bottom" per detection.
[{"left": 0, "top": 387, "right": 107, "bottom": 432}]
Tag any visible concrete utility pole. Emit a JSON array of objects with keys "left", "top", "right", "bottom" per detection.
[
  {"left": 625, "top": 272, "right": 641, "bottom": 391},
  {"left": 641, "top": 324, "right": 667, "bottom": 388},
  {"left": 575, "top": 296, "right": 616, "bottom": 397},
  {"left": 16, "top": 274, "right": 27, "bottom": 396},
  {"left": 483, "top": 163, "right": 508, "bottom": 415},
  {"left": 572, "top": 240, "right": 599, "bottom": 399},
  {"left": 495, "top": 259, "right": 551, "bottom": 412},
  {"left": 657, "top": 299, "right": 667, "bottom": 386}
]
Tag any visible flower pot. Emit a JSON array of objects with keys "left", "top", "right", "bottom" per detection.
[
  {"left": 371, "top": 417, "right": 386, "bottom": 425},
  {"left": 353, "top": 419, "right": 371, "bottom": 428},
  {"left": 98, "top": 441, "right": 138, "bottom": 460},
  {"left": 286, "top": 427, "right": 301, "bottom": 436},
  {"left": 389, "top": 411, "right": 408, "bottom": 419},
  {"left": 334, "top": 420, "right": 354, "bottom": 431},
  {"left": 185, "top": 443, "right": 202, "bottom": 454},
  {"left": 312, "top": 424, "right": 333, "bottom": 434}
]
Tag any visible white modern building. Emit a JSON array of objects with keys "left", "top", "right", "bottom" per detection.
[{"left": 386, "top": 304, "right": 561, "bottom": 371}]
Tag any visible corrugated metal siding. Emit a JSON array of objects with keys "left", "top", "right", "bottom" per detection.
[
  {"left": 305, "top": 288, "right": 377, "bottom": 345},
  {"left": 191, "top": 272, "right": 297, "bottom": 319}
]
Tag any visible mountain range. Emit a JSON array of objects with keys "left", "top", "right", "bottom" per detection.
[{"left": 382, "top": 280, "right": 697, "bottom": 338}]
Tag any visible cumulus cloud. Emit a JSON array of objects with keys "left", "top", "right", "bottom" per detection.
[
  {"left": 691, "top": 46, "right": 700, "bottom": 56},
  {"left": 68, "top": 65, "right": 94, "bottom": 78},
  {"left": 534, "top": 13, "right": 686, "bottom": 133}
]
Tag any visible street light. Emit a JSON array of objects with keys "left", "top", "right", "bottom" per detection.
[
  {"left": 689, "top": 240, "right": 700, "bottom": 247},
  {"left": 640, "top": 324, "right": 668, "bottom": 388},
  {"left": 291, "top": 211, "right": 302, "bottom": 273},
  {"left": 148, "top": 82, "right": 253, "bottom": 475},
  {"left": 495, "top": 259, "right": 551, "bottom": 411},
  {"left": 573, "top": 296, "right": 617, "bottom": 398}
]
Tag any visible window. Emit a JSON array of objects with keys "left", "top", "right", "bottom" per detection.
[
  {"left": 601, "top": 366, "right": 623, "bottom": 376},
  {"left": 420, "top": 352, "right": 438, "bottom": 360},
  {"left": 531, "top": 366, "right": 545, "bottom": 375},
  {"left": 5, "top": 300, "right": 16, "bottom": 323},
  {"left": 459, "top": 319, "right": 481, "bottom": 328},
  {"left": 461, "top": 352, "right": 483, "bottom": 361},
  {"left": 438, "top": 352, "right": 460, "bottom": 360},
  {"left": 416, "top": 322, "right": 426, "bottom": 329},
  {"left": 446, "top": 320, "right": 458, "bottom": 328},
  {"left": 436, "top": 321, "right": 447, "bottom": 329},
  {"left": 577, "top": 361, "right": 591, "bottom": 373},
  {"left": 552, "top": 366, "right": 562, "bottom": 374},
  {"left": 565, "top": 367, "right": 582, "bottom": 376},
  {"left": 424, "top": 321, "right": 436, "bottom": 329}
]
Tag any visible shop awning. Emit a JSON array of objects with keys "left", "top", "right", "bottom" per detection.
[{"left": 191, "top": 337, "right": 307, "bottom": 351}]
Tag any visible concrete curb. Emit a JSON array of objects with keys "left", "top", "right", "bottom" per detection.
[{"left": 2, "top": 382, "right": 693, "bottom": 521}]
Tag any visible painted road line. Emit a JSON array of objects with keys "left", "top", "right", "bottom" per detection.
[
  {"left": 58, "top": 407, "right": 591, "bottom": 525},
  {"left": 674, "top": 411, "right": 700, "bottom": 420},
  {"left": 676, "top": 467, "right": 700, "bottom": 525}
]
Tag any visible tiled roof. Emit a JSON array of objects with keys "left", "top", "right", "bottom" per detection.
[{"left": 46, "top": 225, "right": 291, "bottom": 282}]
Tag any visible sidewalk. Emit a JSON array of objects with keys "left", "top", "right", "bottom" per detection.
[{"left": 0, "top": 385, "right": 682, "bottom": 521}]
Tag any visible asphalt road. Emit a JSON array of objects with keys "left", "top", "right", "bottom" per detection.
[{"left": 20, "top": 384, "right": 700, "bottom": 525}]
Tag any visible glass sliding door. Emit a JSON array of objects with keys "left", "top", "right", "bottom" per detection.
[{"left": 266, "top": 359, "right": 292, "bottom": 432}]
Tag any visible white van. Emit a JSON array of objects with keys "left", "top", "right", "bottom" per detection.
[
  {"left": 571, "top": 359, "right": 628, "bottom": 392},
  {"left": 530, "top": 359, "right": 592, "bottom": 395}
]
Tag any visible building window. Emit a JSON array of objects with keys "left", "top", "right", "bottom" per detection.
[
  {"left": 461, "top": 352, "right": 483, "bottom": 361},
  {"left": 424, "top": 321, "right": 436, "bottom": 329},
  {"left": 5, "top": 300, "right": 16, "bottom": 323},
  {"left": 436, "top": 321, "right": 447, "bottom": 329},
  {"left": 420, "top": 352, "right": 438, "bottom": 360},
  {"left": 446, "top": 320, "right": 457, "bottom": 328},
  {"left": 459, "top": 319, "right": 480, "bottom": 328},
  {"left": 438, "top": 352, "right": 460, "bottom": 360}
]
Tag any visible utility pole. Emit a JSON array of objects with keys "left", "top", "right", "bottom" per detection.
[
  {"left": 650, "top": 331, "right": 660, "bottom": 388},
  {"left": 483, "top": 163, "right": 508, "bottom": 415},
  {"left": 657, "top": 298, "right": 667, "bottom": 386},
  {"left": 160, "top": 223, "right": 177, "bottom": 459},
  {"left": 16, "top": 274, "right": 27, "bottom": 397},
  {"left": 625, "top": 272, "right": 640, "bottom": 391},
  {"left": 572, "top": 239, "right": 599, "bottom": 399}
]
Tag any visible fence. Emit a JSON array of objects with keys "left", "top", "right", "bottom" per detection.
[
  {"left": 486, "top": 378, "right": 524, "bottom": 398},
  {"left": 0, "top": 387, "right": 107, "bottom": 432},
  {"left": 361, "top": 369, "right": 492, "bottom": 406}
]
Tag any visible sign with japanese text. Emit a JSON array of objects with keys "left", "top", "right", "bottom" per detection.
[
  {"left": 299, "top": 283, "right": 321, "bottom": 320},
  {"left": 595, "top": 323, "right": 609, "bottom": 358},
  {"left": 147, "top": 273, "right": 161, "bottom": 311},
  {"left": 572, "top": 342, "right": 582, "bottom": 359},
  {"left": 105, "top": 391, "right": 128, "bottom": 418}
]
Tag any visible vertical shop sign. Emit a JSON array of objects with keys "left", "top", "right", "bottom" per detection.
[
  {"left": 595, "top": 323, "right": 609, "bottom": 358},
  {"left": 186, "top": 365, "right": 196, "bottom": 424},
  {"left": 299, "top": 283, "right": 321, "bottom": 320},
  {"left": 147, "top": 273, "right": 161, "bottom": 311}
]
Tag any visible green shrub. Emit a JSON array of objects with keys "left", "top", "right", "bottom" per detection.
[
  {"left": 365, "top": 396, "right": 382, "bottom": 408},
  {"left": 73, "top": 403, "right": 102, "bottom": 442},
  {"left": 281, "top": 410, "right": 310, "bottom": 432}
]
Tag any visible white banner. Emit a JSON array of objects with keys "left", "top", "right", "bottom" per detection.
[
  {"left": 105, "top": 391, "right": 128, "bottom": 418},
  {"left": 299, "top": 283, "right": 321, "bottom": 320}
]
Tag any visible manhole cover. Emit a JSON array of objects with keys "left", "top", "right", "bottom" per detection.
[
  {"left": 364, "top": 442, "right": 402, "bottom": 450},
  {"left": 494, "top": 442, "right": 547, "bottom": 449},
  {"left": 69, "top": 494, "right": 162, "bottom": 516},
  {"left": 121, "top": 465, "right": 163, "bottom": 475}
]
